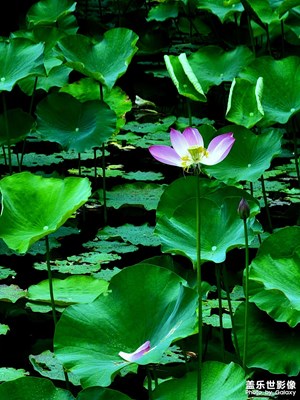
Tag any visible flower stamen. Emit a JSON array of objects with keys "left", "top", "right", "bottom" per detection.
[{"left": 188, "top": 146, "right": 209, "bottom": 163}]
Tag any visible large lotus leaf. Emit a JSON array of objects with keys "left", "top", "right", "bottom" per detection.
[
  {"left": 58, "top": 28, "right": 139, "bottom": 89},
  {"left": 164, "top": 54, "right": 206, "bottom": 101},
  {"left": 26, "top": 0, "right": 76, "bottom": 27},
  {"left": 153, "top": 361, "right": 246, "bottom": 399},
  {"left": 0, "top": 172, "right": 91, "bottom": 253},
  {"left": 239, "top": 56, "right": 300, "bottom": 126},
  {"left": 188, "top": 46, "right": 254, "bottom": 93},
  {"left": 0, "top": 38, "right": 44, "bottom": 91},
  {"left": 248, "top": 226, "right": 300, "bottom": 327},
  {"left": 234, "top": 303, "right": 300, "bottom": 375},
  {"left": 156, "top": 177, "right": 260, "bottom": 265},
  {"left": 28, "top": 276, "right": 108, "bottom": 307},
  {"left": 0, "top": 109, "right": 34, "bottom": 146},
  {"left": 241, "top": 0, "right": 282, "bottom": 25},
  {"left": 195, "top": 0, "right": 244, "bottom": 22},
  {"left": 147, "top": 2, "right": 179, "bottom": 21},
  {"left": 277, "top": 0, "right": 300, "bottom": 17},
  {"left": 54, "top": 264, "right": 197, "bottom": 387},
  {"left": 35, "top": 93, "right": 117, "bottom": 151},
  {"left": 226, "top": 77, "right": 264, "bottom": 128},
  {"left": 0, "top": 377, "right": 74, "bottom": 400},
  {"left": 60, "top": 79, "right": 132, "bottom": 130},
  {"left": 204, "top": 125, "right": 283, "bottom": 184},
  {"left": 19, "top": 64, "right": 72, "bottom": 95},
  {"left": 77, "top": 387, "right": 132, "bottom": 400}
]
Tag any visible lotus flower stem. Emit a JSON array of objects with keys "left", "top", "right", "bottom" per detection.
[
  {"left": 196, "top": 174, "right": 202, "bottom": 400},
  {"left": 260, "top": 174, "right": 273, "bottom": 233},
  {"left": 221, "top": 263, "right": 241, "bottom": 364},
  {"left": 45, "top": 235, "right": 57, "bottom": 326},
  {"left": 242, "top": 217, "right": 249, "bottom": 370},
  {"left": 2, "top": 93, "right": 12, "bottom": 174},
  {"left": 215, "top": 265, "right": 225, "bottom": 362}
]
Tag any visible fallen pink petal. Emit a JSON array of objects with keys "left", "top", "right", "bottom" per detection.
[
  {"left": 118, "top": 340, "right": 151, "bottom": 362},
  {"left": 149, "top": 127, "right": 235, "bottom": 170}
]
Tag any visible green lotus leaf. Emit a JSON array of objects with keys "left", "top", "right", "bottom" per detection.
[
  {"left": 241, "top": 0, "right": 281, "bottom": 25},
  {"left": 188, "top": 45, "right": 254, "bottom": 93},
  {"left": 239, "top": 56, "right": 300, "bottom": 126},
  {"left": 26, "top": 0, "right": 76, "bottom": 27},
  {"left": 54, "top": 264, "right": 197, "bottom": 387},
  {"left": 156, "top": 177, "right": 261, "bottom": 265},
  {"left": 0, "top": 377, "right": 74, "bottom": 400},
  {"left": 276, "top": 0, "right": 300, "bottom": 18},
  {"left": 226, "top": 77, "right": 264, "bottom": 128},
  {"left": 0, "top": 266, "right": 16, "bottom": 280},
  {"left": 0, "top": 324, "right": 10, "bottom": 336},
  {"left": 234, "top": 303, "right": 300, "bottom": 375},
  {"left": 0, "top": 109, "right": 34, "bottom": 146},
  {"left": 58, "top": 28, "right": 139, "bottom": 89},
  {"left": 77, "top": 387, "right": 133, "bottom": 400},
  {"left": 95, "top": 224, "right": 161, "bottom": 247},
  {"left": 0, "top": 38, "right": 44, "bottom": 91},
  {"left": 195, "top": 0, "right": 244, "bottom": 22},
  {"left": 28, "top": 276, "right": 108, "bottom": 307},
  {"left": 164, "top": 53, "right": 207, "bottom": 101},
  {"left": 96, "top": 182, "right": 166, "bottom": 211},
  {"left": 153, "top": 361, "right": 246, "bottom": 399},
  {"left": 147, "top": 2, "right": 179, "bottom": 21},
  {"left": 0, "top": 172, "right": 91, "bottom": 253},
  {"left": 248, "top": 226, "right": 300, "bottom": 327},
  {"left": 19, "top": 64, "right": 72, "bottom": 95},
  {"left": 60, "top": 79, "right": 132, "bottom": 130},
  {"left": 0, "top": 367, "right": 28, "bottom": 382},
  {"left": 35, "top": 93, "right": 117, "bottom": 152},
  {"left": 29, "top": 350, "right": 80, "bottom": 386},
  {"left": 204, "top": 125, "right": 283, "bottom": 184},
  {"left": 123, "top": 115, "right": 176, "bottom": 134},
  {"left": 0, "top": 284, "right": 27, "bottom": 303}
]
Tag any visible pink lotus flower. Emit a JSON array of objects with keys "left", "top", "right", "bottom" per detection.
[
  {"left": 119, "top": 340, "right": 151, "bottom": 362},
  {"left": 149, "top": 128, "right": 235, "bottom": 170}
]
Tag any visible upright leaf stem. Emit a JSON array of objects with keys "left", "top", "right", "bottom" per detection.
[
  {"left": 45, "top": 235, "right": 57, "bottom": 326},
  {"left": 45, "top": 235, "right": 70, "bottom": 390},
  {"left": 196, "top": 174, "right": 202, "bottom": 400},
  {"left": 215, "top": 265, "right": 225, "bottom": 362},
  {"left": 2, "top": 93, "right": 12, "bottom": 174}
]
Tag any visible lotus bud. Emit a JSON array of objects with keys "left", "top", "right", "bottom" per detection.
[{"left": 238, "top": 198, "right": 250, "bottom": 220}]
